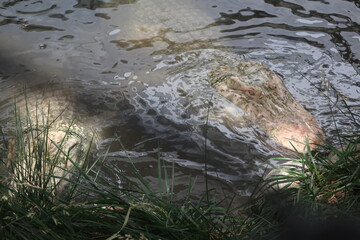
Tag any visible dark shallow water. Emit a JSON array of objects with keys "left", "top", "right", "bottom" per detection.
[{"left": 1, "top": 0, "right": 359, "bottom": 197}]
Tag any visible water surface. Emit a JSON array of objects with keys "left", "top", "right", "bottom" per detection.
[{"left": 1, "top": 0, "right": 359, "bottom": 196}]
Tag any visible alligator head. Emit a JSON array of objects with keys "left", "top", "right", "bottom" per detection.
[{"left": 209, "top": 61, "right": 324, "bottom": 151}]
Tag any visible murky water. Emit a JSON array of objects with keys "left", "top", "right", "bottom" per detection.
[{"left": 1, "top": 0, "right": 359, "bottom": 196}]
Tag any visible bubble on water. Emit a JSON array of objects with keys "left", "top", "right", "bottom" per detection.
[
  {"left": 108, "top": 29, "right": 121, "bottom": 36},
  {"left": 132, "top": 75, "right": 138, "bottom": 80},
  {"left": 114, "top": 75, "right": 125, "bottom": 80},
  {"left": 39, "top": 43, "right": 47, "bottom": 49},
  {"left": 124, "top": 72, "right": 132, "bottom": 78},
  {"left": 154, "top": 61, "right": 168, "bottom": 70}
]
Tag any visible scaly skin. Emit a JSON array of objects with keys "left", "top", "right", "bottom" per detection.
[{"left": 209, "top": 61, "right": 324, "bottom": 151}]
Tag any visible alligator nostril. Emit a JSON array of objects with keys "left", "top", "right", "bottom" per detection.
[{"left": 248, "top": 90, "right": 255, "bottom": 96}]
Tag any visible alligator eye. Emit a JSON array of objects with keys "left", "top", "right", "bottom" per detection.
[{"left": 248, "top": 89, "right": 255, "bottom": 96}]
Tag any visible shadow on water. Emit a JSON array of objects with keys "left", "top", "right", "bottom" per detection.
[{"left": 75, "top": 0, "right": 138, "bottom": 10}]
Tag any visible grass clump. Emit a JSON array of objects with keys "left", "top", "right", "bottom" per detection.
[
  {"left": 0, "top": 104, "right": 242, "bottom": 240},
  {"left": 246, "top": 135, "right": 360, "bottom": 239},
  {"left": 1, "top": 101, "right": 360, "bottom": 240}
]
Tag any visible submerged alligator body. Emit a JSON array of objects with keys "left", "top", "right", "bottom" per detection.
[
  {"left": 120, "top": 0, "right": 324, "bottom": 151},
  {"left": 209, "top": 61, "right": 324, "bottom": 151},
  {"left": 2, "top": 87, "right": 95, "bottom": 195},
  {"left": 6, "top": 124, "right": 91, "bottom": 194},
  {"left": 2, "top": 0, "right": 325, "bottom": 194}
]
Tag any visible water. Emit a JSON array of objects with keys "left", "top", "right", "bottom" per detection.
[{"left": 1, "top": 0, "right": 359, "bottom": 197}]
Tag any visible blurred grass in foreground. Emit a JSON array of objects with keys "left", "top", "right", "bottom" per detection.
[{"left": 0, "top": 103, "right": 360, "bottom": 239}]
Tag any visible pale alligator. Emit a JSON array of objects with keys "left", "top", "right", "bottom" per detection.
[
  {"left": 119, "top": 0, "right": 324, "bottom": 151},
  {"left": 2, "top": 87, "right": 95, "bottom": 196},
  {"left": 2, "top": 0, "right": 324, "bottom": 195},
  {"left": 6, "top": 123, "right": 91, "bottom": 195},
  {"left": 209, "top": 61, "right": 324, "bottom": 151}
]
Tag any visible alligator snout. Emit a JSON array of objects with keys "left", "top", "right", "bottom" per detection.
[{"left": 271, "top": 122, "right": 323, "bottom": 151}]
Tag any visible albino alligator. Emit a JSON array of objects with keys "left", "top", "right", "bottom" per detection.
[
  {"left": 1, "top": 0, "right": 324, "bottom": 195},
  {"left": 117, "top": 0, "right": 324, "bottom": 151},
  {"left": 3, "top": 61, "right": 323, "bottom": 196},
  {"left": 5, "top": 122, "right": 92, "bottom": 195},
  {"left": 2, "top": 87, "right": 94, "bottom": 195},
  {"left": 209, "top": 61, "right": 324, "bottom": 151}
]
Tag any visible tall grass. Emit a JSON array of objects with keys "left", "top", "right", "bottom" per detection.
[
  {"left": 246, "top": 135, "right": 360, "bottom": 239},
  {"left": 1, "top": 100, "right": 360, "bottom": 239},
  {"left": 0, "top": 103, "right": 244, "bottom": 239}
]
